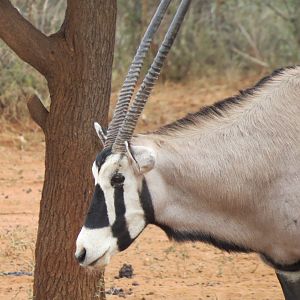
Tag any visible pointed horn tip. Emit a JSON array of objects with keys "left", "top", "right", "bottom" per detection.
[{"left": 94, "top": 122, "right": 100, "bottom": 130}]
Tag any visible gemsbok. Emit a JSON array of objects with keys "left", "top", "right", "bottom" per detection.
[{"left": 75, "top": 0, "right": 300, "bottom": 299}]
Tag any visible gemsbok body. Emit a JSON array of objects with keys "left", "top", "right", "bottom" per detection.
[{"left": 75, "top": 1, "right": 300, "bottom": 299}]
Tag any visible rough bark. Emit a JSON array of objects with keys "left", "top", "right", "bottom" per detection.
[{"left": 0, "top": 0, "right": 117, "bottom": 299}]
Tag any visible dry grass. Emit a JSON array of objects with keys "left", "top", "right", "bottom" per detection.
[{"left": 0, "top": 226, "right": 35, "bottom": 273}]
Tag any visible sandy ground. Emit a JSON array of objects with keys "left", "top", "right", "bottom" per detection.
[{"left": 0, "top": 79, "right": 284, "bottom": 299}]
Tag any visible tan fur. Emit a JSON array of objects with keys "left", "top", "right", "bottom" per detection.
[{"left": 134, "top": 66, "right": 300, "bottom": 265}]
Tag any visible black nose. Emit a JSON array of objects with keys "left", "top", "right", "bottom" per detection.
[{"left": 75, "top": 248, "right": 86, "bottom": 263}]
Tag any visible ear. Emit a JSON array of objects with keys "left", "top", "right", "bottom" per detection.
[
  {"left": 125, "top": 141, "right": 156, "bottom": 174},
  {"left": 94, "top": 122, "right": 107, "bottom": 146}
]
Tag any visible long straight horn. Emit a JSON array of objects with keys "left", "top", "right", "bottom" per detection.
[
  {"left": 104, "top": 0, "right": 172, "bottom": 149},
  {"left": 112, "top": 0, "right": 191, "bottom": 153}
]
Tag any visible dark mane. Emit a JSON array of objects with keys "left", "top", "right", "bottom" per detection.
[{"left": 155, "top": 66, "right": 297, "bottom": 135}]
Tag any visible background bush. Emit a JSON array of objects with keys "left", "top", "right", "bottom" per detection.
[{"left": 1, "top": 0, "right": 300, "bottom": 120}]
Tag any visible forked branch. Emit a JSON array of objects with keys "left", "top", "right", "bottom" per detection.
[{"left": 0, "top": 0, "right": 55, "bottom": 76}]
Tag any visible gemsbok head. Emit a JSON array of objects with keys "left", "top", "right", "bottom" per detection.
[
  {"left": 75, "top": 1, "right": 300, "bottom": 299},
  {"left": 75, "top": 0, "right": 190, "bottom": 267}
]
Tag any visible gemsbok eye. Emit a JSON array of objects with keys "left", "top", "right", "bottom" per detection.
[{"left": 111, "top": 174, "right": 125, "bottom": 186}]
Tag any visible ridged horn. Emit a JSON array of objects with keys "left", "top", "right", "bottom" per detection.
[
  {"left": 104, "top": 0, "right": 172, "bottom": 149},
  {"left": 112, "top": 0, "right": 191, "bottom": 153}
]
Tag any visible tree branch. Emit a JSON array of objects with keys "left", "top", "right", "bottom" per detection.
[
  {"left": 237, "top": 22, "right": 262, "bottom": 60},
  {"left": 27, "top": 95, "right": 49, "bottom": 132},
  {"left": 232, "top": 47, "right": 269, "bottom": 68},
  {"left": 266, "top": 3, "right": 290, "bottom": 22},
  {"left": 0, "top": 0, "right": 55, "bottom": 76}
]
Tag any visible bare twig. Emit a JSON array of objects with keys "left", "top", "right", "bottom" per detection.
[
  {"left": 50, "top": 0, "right": 66, "bottom": 33},
  {"left": 232, "top": 47, "right": 269, "bottom": 68},
  {"left": 266, "top": 3, "right": 290, "bottom": 22},
  {"left": 237, "top": 22, "right": 262, "bottom": 59},
  {"left": 40, "top": 0, "right": 50, "bottom": 32},
  {"left": 282, "top": 0, "right": 292, "bottom": 17}
]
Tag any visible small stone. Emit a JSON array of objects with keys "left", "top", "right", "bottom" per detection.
[
  {"left": 106, "top": 287, "right": 124, "bottom": 295},
  {"left": 118, "top": 263, "right": 133, "bottom": 278}
]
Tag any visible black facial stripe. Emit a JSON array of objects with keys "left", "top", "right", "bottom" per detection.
[
  {"left": 84, "top": 184, "right": 109, "bottom": 229},
  {"left": 111, "top": 184, "right": 132, "bottom": 251},
  {"left": 115, "top": 228, "right": 132, "bottom": 251},
  {"left": 139, "top": 178, "right": 155, "bottom": 224},
  {"left": 114, "top": 185, "right": 126, "bottom": 216},
  {"left": 95, "top": 147, "right": 112, "bottom": 169}
]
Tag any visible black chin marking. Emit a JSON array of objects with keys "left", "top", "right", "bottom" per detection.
[
  {"left": 84, "top": 184, "right": 109, "bottom": 229},
  {"left": 156, "top": 224, "right": 252, "bottom": 253},
  {"left": 261, "top": 254, "right": 300, "bottom": 272},
  {"left": 111, "top": 183, "right": 132, "bottom": 251}
]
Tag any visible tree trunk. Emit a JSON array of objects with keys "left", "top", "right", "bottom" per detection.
[
  {"left": 34, "top": 2, "right": 117, "bottom": 299},
  {"left": 0, "top": 0, "right": 117, "bottom": 299}
]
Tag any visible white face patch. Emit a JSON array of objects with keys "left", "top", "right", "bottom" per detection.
[
  {"left": 76, "top": 153, "right": 150, "bottom": 268},
  {"left": 76, "top": 226, "right": 118, "bottom": 267},
  {"left": 103, "top": 189, "right": 116, "bottom": 225},
  {"left": 97, "top": 155, "right": 122, "bottom": 226},
  {"left": 123, "top": 168, "right": 146, "bottom": 239}
]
